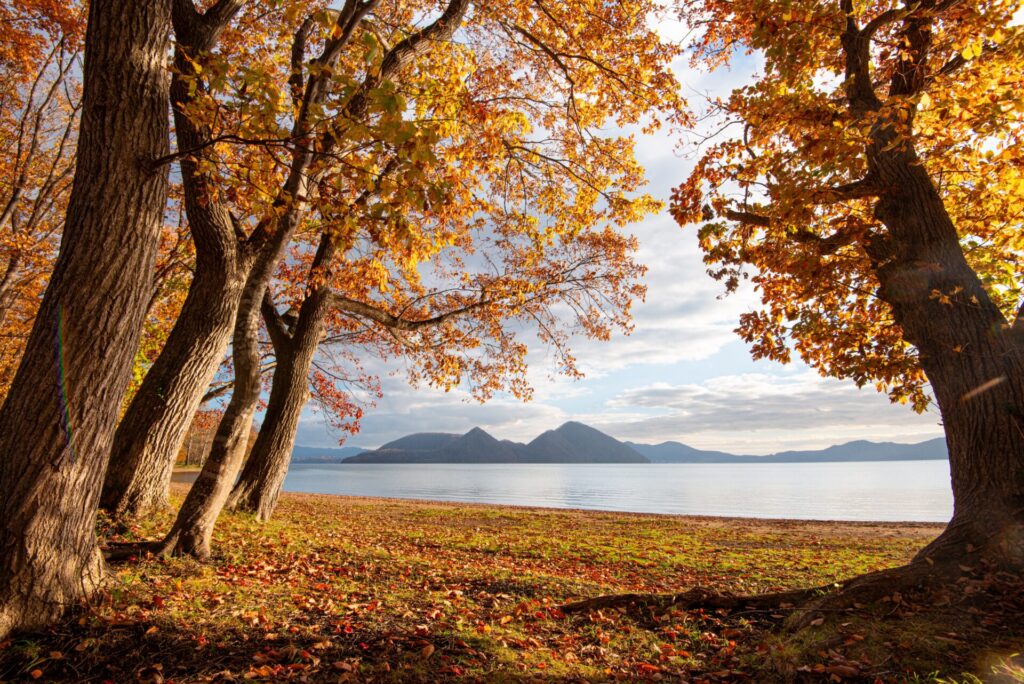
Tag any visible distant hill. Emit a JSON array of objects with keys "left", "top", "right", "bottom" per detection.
[
  {"left": 623, "top": 441, "right": 739, "bottom": 463},
  {"left": 295, "top": 424, "right": 947, "bottom": 465},
  {"left": 626, "top": 437, "right": 947, "bottom": 463},
  {"left": 525, "top": 422, "right": 648, "bottom": 463},
  {"left": 379, "top": 432, "right": 460, "bottom": 452},
  {"left": 291, "top": 445, "right": 369, "bottom": 463},
  {"left": 343, "top": 422, "right": 648, "bottom": 464}
]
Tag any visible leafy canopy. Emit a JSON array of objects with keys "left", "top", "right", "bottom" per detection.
[
  {"left": 181, "top": 0, "right": 684, "bottom": 417},
  {"left": 672, "top": 0, "right": 1024, "bottom": 410}
]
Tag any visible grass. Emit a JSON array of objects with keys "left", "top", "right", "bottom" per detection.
[{"left": 0, "top": 487, "right": 1021, "bottom": 682}]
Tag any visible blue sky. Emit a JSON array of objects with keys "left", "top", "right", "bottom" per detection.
[{"left": 291, "top": 16, "right": 945, "bottom": 454}]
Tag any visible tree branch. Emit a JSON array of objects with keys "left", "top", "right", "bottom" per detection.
[
  {"left": 840, "top": 0, "right": 882, "bottom": 114},
  {"left": 722, "top": 208, "right": 771, "bottom": 227},
  {"left": 328, "top": 292, "right": 493, "bottom": 332},
  {"left": 261, "top": 289, "right": 294, "bottom": 352},
  {"left": 320, "top": 0, "right": 469, "bottom": 153},
  {"left": 200, "top": 361, "right": 278, "bottom": 404},
  {"left": 717, "top": 178, "right": 877, "bottom": 230},
  {"left": 289, "top": 16, "right": 314, "bottom": 107},
  {"left": 934, "top": 41, "right": 1000, "bottom": 79},
  {"left": 172, "top": 0, "right": 245, "bottom": 46}
]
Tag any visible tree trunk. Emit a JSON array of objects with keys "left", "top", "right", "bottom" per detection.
[
  {"left": 848, "top": 8, "right": 1024, "bottom": 567},
  {"left": 100, "top": 0, "right": 248, "bottom": 521},
  {"left": 0, "top": 0, "right": 172, "bottom": 639},
  {"left": 100, "top": 265, "right": 245, "bottom": 518},
  {"left": 160, "top": 275, "right": 265, "bottom": 559},
  {"left": 228, "top": 291, "right": 331, "bottom": 520},
  {"left": 867, "top": 148, "right": 1024, "bottom": 565},
  {"left": 157, "top": 0, "right": 469, "bottom": 558}
]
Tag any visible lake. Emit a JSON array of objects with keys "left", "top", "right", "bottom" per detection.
[{"left": 283, "top": 460, "right": 953, "bottom": 522}]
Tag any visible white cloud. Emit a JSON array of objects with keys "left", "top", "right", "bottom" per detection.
[
  {"left": 289, "top": 30, "right": 944, "bottom": 459},
  {"left": 584, "top": 370, "right": 944, "bottom": 454}
]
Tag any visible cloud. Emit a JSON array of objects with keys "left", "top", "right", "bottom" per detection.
[
  {"left": 584, "top": 370, "right": 944, "bottom": 454},
  {"left": 296, "top": 370, "right": 571, "bottom": 448},
  {"left": 289, "top": 36, "right": 941, "bottom": 458}
]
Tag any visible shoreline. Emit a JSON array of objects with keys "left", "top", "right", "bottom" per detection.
[{"left": 170, "top": 472, "right": 946, "bottom": 532}]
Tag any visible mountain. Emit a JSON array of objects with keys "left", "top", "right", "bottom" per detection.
[
  {"left": 291, "top": 445, "right": 369, "bottom": 463},
  {"left": 526, "top": 422, "right": 648, "bottom": 463},
  {"left": 343, "top": 422, "right": 648, "bottom": 464},
  {"left": 624, "top": 441, "right": 739, "bottom": 463},
  {"left": 379, "top": 432, "right": 461, "bottom": 452},
  {"left": 304, "top": 424, "right": 947, "bottom": 465},
  {"left": 626, "top": 437, "right": 947, "bottom": 463}
]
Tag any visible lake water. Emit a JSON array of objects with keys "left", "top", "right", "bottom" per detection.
[{"left": 283, "top": 460, "right": 953, "bottom": 522}]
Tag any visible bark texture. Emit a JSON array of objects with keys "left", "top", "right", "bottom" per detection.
[
  {"left": 845, "top": 4, "right": 1024, "bottom": 564},
  {"left": 870, "top": 161, "right": 1024, "bottom": 561},
  {"left": 0, "top": 0, "right": 172, "bottom": 639},
  {"left": 96, "top": 0, "right": 255, "bottom": 522},
  {"left": 99, "top": 0, "right": 248, "bottom": 521},
  {"left": 227, "top": 267, "right": 334, "bottom": 521},
  {"left": 160, "top": 275, "right": 266, "bottom": 559},
  {"left": 100, "top": 269, "right": 245, "bottom": 518}
]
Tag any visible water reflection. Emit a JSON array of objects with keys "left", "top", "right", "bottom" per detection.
[{"left": 283, "top": 461, "right": 952, "bottom": 522}]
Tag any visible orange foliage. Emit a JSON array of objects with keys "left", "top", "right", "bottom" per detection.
[
  {"left": 0, "top": 1, "right": 84, "bottom": 399},
  {"left": 175, "top": 0, "right": 685, "bottom": 426},
  {"left": 672, "top": 0, "right": 1024, "bottom": 409}
]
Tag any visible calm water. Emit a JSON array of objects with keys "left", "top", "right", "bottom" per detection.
[{"left": 283, "top": 460, "right": 953, "bottom": 522}]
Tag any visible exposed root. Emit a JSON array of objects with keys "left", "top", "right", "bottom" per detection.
[
  {"left": 561, "top": 557, "right": 970, "bottom": 627},
  {"left": 560, "top": 584, "right": 827, "bottom": 614},
  {"left": 787, "top": 557, "right": 966, "bottom": 629}
]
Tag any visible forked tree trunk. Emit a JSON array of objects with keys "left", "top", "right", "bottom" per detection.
[
  {"left": 228, "top": 292, "right": 332, "bottom": 520},
  {"left": 160, "top": 0, "right": 469, "bottom": 558},
  {"left": 0, "top": 0, "right": 172, "bottom": 639},
  {"left": 100, "top": 0, "right": 248, "bottom": 521},
  {"left": 160, "top": 277, "right": 265, "bottom": 559}
]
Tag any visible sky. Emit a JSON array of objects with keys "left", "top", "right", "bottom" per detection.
[{"left": 291, "top": 13, "right": 946, "bottom": 455}]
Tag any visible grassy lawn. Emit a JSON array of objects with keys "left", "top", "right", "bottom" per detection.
[{"left": 1, "top": 487, "right": 1021, "bottom": 682}]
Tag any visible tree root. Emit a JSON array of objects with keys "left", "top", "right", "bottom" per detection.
[
  {"left": 560, "top": 584, "right": 828, "bottom": 615},
  {"left": 786, "top": 558, "right": 960, "bottom": 629},
  {"left": 103, "top": 530, "right": 211, "bottom": 562},
  {"left": 561, "top": 557, "right": 969, "bottom": 627}
]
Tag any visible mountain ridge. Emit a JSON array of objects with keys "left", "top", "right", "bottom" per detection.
[
  {"left": 342, "top": 421, "right": 648, "bottom": 464},
  {"left": 624, "top": 436, "right": 947, "bottom": 463},
  {"left": 293, "top": 423, "right": 948, "bottom": 464}
]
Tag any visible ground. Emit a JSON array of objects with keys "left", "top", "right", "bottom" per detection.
[{"left": 1, "top": 485, "right": 1022, "bottom": 682}]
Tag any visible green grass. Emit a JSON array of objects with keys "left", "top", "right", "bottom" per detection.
[{"left": 1, "top": 489, "right": 1020, "bottom": 682}]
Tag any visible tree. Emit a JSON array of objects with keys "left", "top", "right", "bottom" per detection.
[
  {"left": 671, "top": 0, "right": 1023, "bottom": 597},
  {"left": 102, "top": 0, "right": 683, "bottom": 542},
  {"left": 99, "top": 0, "right": 254, "bottom": 521},
  {"left": 137, "top": 0, "right": 679, "bottom": 559},
  {"left": 156, "top": 0, "right": 477, "bottom": 559},
  {"left": 0, "top": 0, "right": 173, "bottom": 639},
  {"left": 228, "top": 218, "right": 644, "bottom": 521}
]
